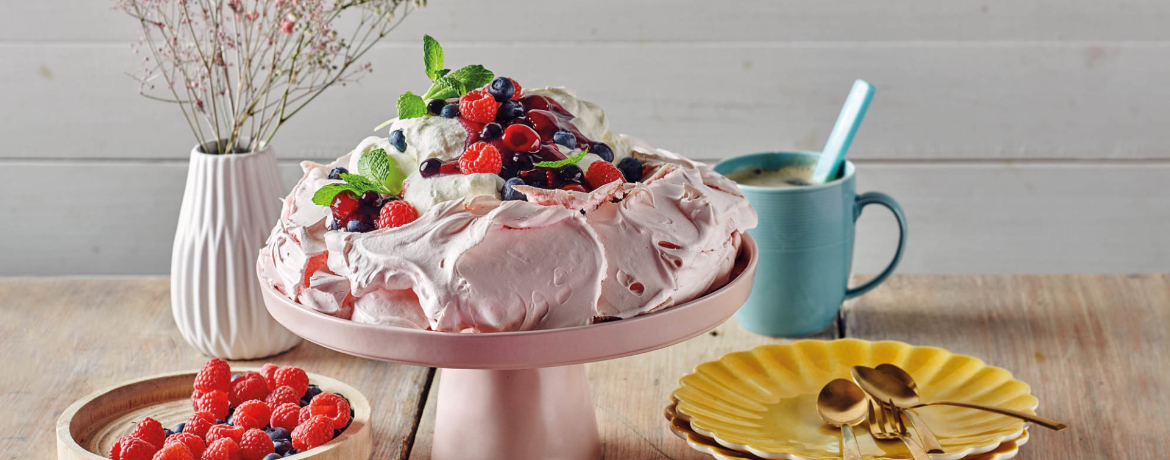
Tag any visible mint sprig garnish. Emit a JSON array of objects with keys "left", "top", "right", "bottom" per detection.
[
  {"left": 534, "top": 148, "right": 590, "bottom": 168},
  {"left": 380, "top": 35, "right": 495, "bottom": 127},
  {"left": 311, "top": 149, "right": 406, "bottom": 206}
]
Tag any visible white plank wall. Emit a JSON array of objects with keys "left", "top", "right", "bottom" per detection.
[{"left": 1, "top": 1, "right": 1168, "bottom": 275}]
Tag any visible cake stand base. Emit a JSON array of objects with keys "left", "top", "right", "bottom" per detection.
[{"left": 434, "top": 365, "right": 600, "bottom": 460}]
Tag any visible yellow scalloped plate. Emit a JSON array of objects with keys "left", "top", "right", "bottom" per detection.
[
  {"left": 672, "top": 339, "right": 1035, "bottom": 460},
  {"left": 664, "top": 399, "right": 1029, "bottom": 460}
]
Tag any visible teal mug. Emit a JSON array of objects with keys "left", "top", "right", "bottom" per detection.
[{"left": 715, "top": 152, "right": 907, "bottom": 337}]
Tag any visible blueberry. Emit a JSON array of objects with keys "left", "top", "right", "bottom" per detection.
[
  {"left": 263, "top": 454, "right": 282, "bottom": 460},
  {"left": 326, "top": 215, "right": 341, "bottom": 231},
  {"left": 439, "top": 104, "right": 459, "bottom": 118},
  {"left": 346, "top": 217, "right": 374, "bottom": 233},
  {"left": 333, "top": 428, "right": 343, "bottom": 438},
  {"left": 617, "top": 157, "right": 643, "bottom": 182},
  {"left": 502, "top": 177, "right": 527, "bottom": 201},
  {"left": 499, "top": 166, "right": 518, "bottom": 179},
  {"left": 216, "top": 419, "right": 226, "bottom": 425},
  {"left": 286, "top": 448, "right": 299, "bottom": 456},
  {"left": 488, "top": 77, "right": 515, "bottom": 102},
  {"left": 426, "top": 99, "right": 446, "bottom": 115},
  {"left": 388, "top": 129, "right": 407, "bottom": 152},
  {"left": 557, "top": 165, "right": 584, "bottom": 185},
  {"left": 419, "top": 158, "right": 442, "bottom": 178},
  {"left": 274, "top": 440, "right": 292, "bottom": 454},
  {"left": 481, "top": 123, "right": 503, "bottom": 141},
  {"left": 299, "top": 398, "right": 310, "bottom": 407},
  {"left": 510, "top": 152, "right": 534, "bottom": 171},
  {"left": 496, "top": 100, "right": 523, "bottom": 122},
  {"left": 360, "top": 190, "right": 380, "bottom": 205},
  {"left": 305, "top": 385, "right": 323, "bottom": 400},
  {"left": 174, "top": 423, "right": 185, "bottom": 434},
  {"left": 553, "top": 131, "right": 577, "bottom": 149},
  {"left": 521, "top": 169, "right": 549, "bottom": 189},
  {"left": 328, "top": 167, "right": 348, "bottom": 180},
  {"left": 268, "top": 427, "right": 290, "bottom": 442},
  {"left": 164, "top": 429, "right": 174, "bottom": 438},
  {"left": 591, "top": 143, "right": 614, "bottom": 162}
]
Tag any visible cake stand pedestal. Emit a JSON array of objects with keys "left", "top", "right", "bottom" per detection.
[{"left": 260, "top": 235, "right": 757, "bottom": 460}]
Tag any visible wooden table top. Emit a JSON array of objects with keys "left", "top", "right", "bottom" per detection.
[{"left": 3, "top": 275, "right": 1167, "bottom": 460}]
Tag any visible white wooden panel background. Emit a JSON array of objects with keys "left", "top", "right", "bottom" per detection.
[{"left": 1, "top": 1, "right": 1168, "bottom": 275}]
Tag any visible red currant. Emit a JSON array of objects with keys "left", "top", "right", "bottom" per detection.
[
  {"left": 502, "top": 124, "right": 540, "bottom": 153},
  {"left": 330, "top": 191, "right": 360, "bottom": 221}
]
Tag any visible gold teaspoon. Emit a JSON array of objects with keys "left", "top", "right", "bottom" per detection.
[{"left": 817, "top": 379, "right": 868, "bottom": 460}]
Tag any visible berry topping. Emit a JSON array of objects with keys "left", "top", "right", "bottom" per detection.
[
  {"left": 502, "top": 124, "right": 540, "bottom": 153},
  {"left": 617, "top": 157, "right": 644, "bottom": 182},
  {"left": 506, "top": 78, "right": 523, "bottom": 100},
  {"left": 556, "top": 165, "right": 584, "bottom": 185},
  {"left": 502, "top": 177, "right": 527, "bottom": 201},
  {"left": 291, "top": 415, "right": 335, "bottom": 452},
  {"left": 201, "top": 438, "right": 240, "bottom": 460},
  {"left": 195, "top": 390, "right": 230, "bottom": 421},
  {"left": 329, "top": 191, "right": 361, "bottom": 222},
  {"left": 561, "top": 183, "right": 589, "bottom": 193},
  {"left": 194, "top": 359, "right": 231, "bottom": 395},
  {"left": 426, "top": 99, "right": 447, "bottom": 115},
  {"left": 270, "top": 402, "right": 301, "bottom": 432},
  {"left": 205, "top": 425, "right": 245, "bottom": 446},
  {"left": 488, "top": 76, "right": 515, "bottom": 102},
  {"left": 239, "top": 429, "right": 275, "bottom": 460},
  {"left": 130, "top": 417, "right": 167, "bottom": 450},
  {"left": 585, "top": 161, "right": 625, "bottom": 189},
  {"left": 388, "top": 129, "right": 407, "bottom": 152},
  {"left": 439, "top": 104, "right": 459, "bottom": 118},
  {"left": 553, "top": 131, "right": 577, "bottom": 148},
  {"left": 359, "top": 190, "right": 380, "bottom": 205},
  {"left": 496, "top": 100, "right": 523, "bottom": 122},
  {"left": 308, "top": 393, "right": 352, "bottom": 430},
  {"left": 265, "top": 385, "right": 300, "bottom": 408},
  {"left": 258, "top": 364, "right": 279, "bottom": 391},
  {"left": 184, "top": 412, "right": 216, "bottom": 440},
  {"left": 111, "top": 435, "right": 158, "bottom": 460},
  {"left": 165, "top": 433, "right": 206, "bottom": 460},
  {"left": 509, "top": 152, "right": 535, "bottom": 171},
  {"left": 591, "top": 143, "right": 615, "bottom": 162},
  {"left": 519, "top": 169, "right": 550, "bottom": 188},
  {"left": 508, "top": 116, "right": 534, "bottom": 128},
  {"left": 419, "top": 158, "right": 442, "bottom": 178},
  {"left": 459, "top": 142, "right": 503, "bottom": 174},
  {"left": 481, "top": 122, "right": 503, "bottom": 141},
  {"left": 232, "top": 400, "right": 272, "bottom": 430},
  {"left": 458, "top": 88, "right": 500, "bottom": 124},
  {"left": 377, "top": 200, "right": 420, "bottom": 229},
  {"left": 152, "top": 441, "right": 194, "bottom": 460},
  {"left": 327, "top": 167, "right": 348, "bottom": 181},
  {"left": 229, "top": 372, "right": 270, "bottom": 407}
]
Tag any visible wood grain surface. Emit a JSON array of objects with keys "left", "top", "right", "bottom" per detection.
[{"left": 0, "top": 279, "right": 432, "bottom": 460}]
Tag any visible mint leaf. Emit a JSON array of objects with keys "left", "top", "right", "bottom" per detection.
[
  {"left": 397, "top": 91, "right": 426, "bottom": 120},
  {"left": 424, "top": 76, "right": 465, "bottom": 100},
  {"left": 534, "top": 148, "right": 590, "bottom": 168},
  {"left": 339, "top": 173, "right": 381, "bottom": 192},
  {"left": 312, "top": 183, "right": 359, "bottom": 206},
  {"left": 357, "top": 149, "right": 407, "bottom": 195},
  {"left": 423, "top": 35, "right": 444, "bottom": 80},
  {"left": 436, "top": 69, "right": 451, "bottom": 78},
  {"left": 448, "top": 65, "right": 494, "bottom": 91}
]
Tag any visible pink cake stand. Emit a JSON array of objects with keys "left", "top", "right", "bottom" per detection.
[{"left": 260, "top": 235, "right": 757, "bottom": 460}]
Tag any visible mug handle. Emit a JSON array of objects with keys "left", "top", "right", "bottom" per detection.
[{"left": 844, "top": 192, "right": 908, "bottom": 299}]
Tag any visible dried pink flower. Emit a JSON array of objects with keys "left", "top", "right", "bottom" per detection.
[{"left": 279, "top": 17, "right": 294, "bottom": 34}]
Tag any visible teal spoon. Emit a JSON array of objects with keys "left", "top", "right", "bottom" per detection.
[{"left": 810, "top": 79, "right": 875, "bottom": 184}]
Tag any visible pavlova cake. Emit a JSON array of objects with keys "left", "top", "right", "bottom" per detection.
[{"left": 258, "top": 36, "right": 757, "bottom": 332}]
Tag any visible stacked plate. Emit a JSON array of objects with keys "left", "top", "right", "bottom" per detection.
[{"left": 668, "top": 339, "right": 1037, "bottom": 460}]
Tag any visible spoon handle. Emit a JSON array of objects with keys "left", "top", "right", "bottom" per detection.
[
  {"left": 841, "top": 424, "right": 862, "bottom": 460},
  {"left": 903, "top": 409, "right": 945, "bottom": 454},
  {"left": 920, "top": 401, "right": 1068, "bottom": 430}
]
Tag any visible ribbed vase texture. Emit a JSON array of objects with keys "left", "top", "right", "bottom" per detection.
[{"left": 171, "top": 144, "right": 301, "bottom": 359}]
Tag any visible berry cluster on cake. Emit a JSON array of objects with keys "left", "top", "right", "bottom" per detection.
[{"left": 258, "top": 36, "right": 757, "bottom": 332}]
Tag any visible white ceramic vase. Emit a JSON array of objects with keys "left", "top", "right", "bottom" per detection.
[{"left": 171, "top": 142, "right": 301, "bottom": 359}]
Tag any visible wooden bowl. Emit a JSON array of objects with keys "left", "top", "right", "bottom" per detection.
[{"left": 56, "top": 368, "right": 371, "bottom": 460}]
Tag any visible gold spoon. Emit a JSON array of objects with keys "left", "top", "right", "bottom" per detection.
[
  {"left": 817, "top": 379, "right": 868, "bottom": 460},
  {"left": 852, "top": 365, "right": 1068, "bottom": 431}
]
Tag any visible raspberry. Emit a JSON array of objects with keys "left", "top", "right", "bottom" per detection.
[
  {"left": 298, "top": 405, "right": 312, "bottom": 425},
  {"left": 273, "top": 367, "right": 309, "bottom": 399},
  {"left": 229, "top": 372, "right": 270, "bottom": 406},
  {"left": 202, "top": 438, "right": 241, "bottom": 460},
  {"left": 459, "top": 142, "right": 503, "bottom": 175},
  {"left": 151, "top": 442, "right": 194, "bottom": 460},
  {"left": 239, "top": 429, "right": 275, "bottom": 460},
  {"left": 205, "top": 425, "right": 245, "bottom": 446},
  {"left": 231, "top": 400, "right": 272, "bottom": 430},
  {"left": 111, "top": 435, "right": 158, "bottom": 460},
  {"left": 507, "top": 78, "right": 522, "bottom": 100},
  {"left": 194, "top": 358, "right": 231, "bottom": 395},
  {"left": 165, "top": 433, "right": 206, "bottom": 459},
  {"left": 196, "top": 390, "right": 230, "bottom": 421},
  {"left": 129, "top": 417, "right": 166, "bottom": 451},
  {"left": 585, "top": 161, "right": 625, "bottom": 190},
  {"left": 270, "top": 402, "right": 301, "bottom": 432},
  {"left": 190, "top": 388, "right": 207, "bottom": 408},
  {"left": 459, "top": 88, "right": 501, "bottom": 123},
  {"left": 259, "top": 363, "right": 279, "bottom": 391},
  {"left": 265, "top": 385, "right": 299, "bottom": 408},
  {"left": 291, "top": 415, "right": 334, "bottom": 452},
  {"left": 184, "top": 412, "right": 216, "bottom": 440},
  {"left": 376, "top": 201, "right": 420, "bottom": 229},
  {"left": 309, "top": 393, "right": 351, "bottom": 430}
]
